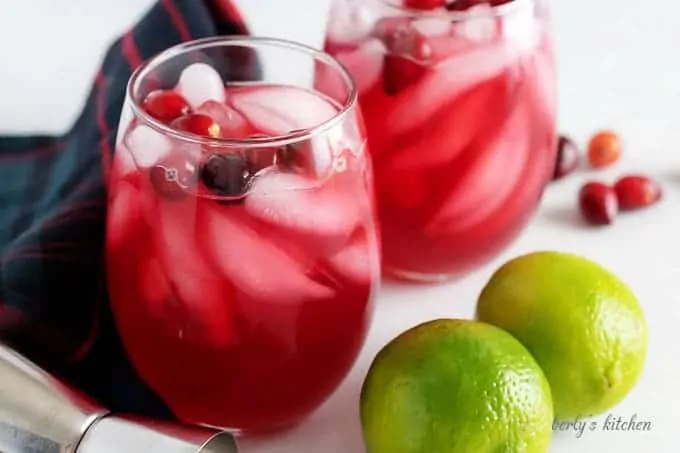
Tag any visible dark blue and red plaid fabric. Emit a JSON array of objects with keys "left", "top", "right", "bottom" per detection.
[{"left": 0, "top": 0, "right": 254, "bottom": 418}]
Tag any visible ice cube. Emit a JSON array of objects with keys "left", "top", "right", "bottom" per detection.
[
  {"left": 107, "top": 180, "right": 142, "bottom": 251},
  {"left": 154, "top": 198, "right": 238, "bottom": 347},
  {"left": 383, "top": 41, "right": 520, "bottom": 137},
  {"left": 382, "top": 78, "right": 499, "bottom": 171},
  {"left": 230, "top": 86, "right": 338, "bottom": 135},
  {"left": 326, "top": 0, "right": 375, "bottom": 46},
  {"left": 412, "top": 17, "right": 452, "bottom": 37},
  {"left": 196, "top": 100, "right": 254, "bottom": 138},
  {"left": 200, "top": 202, "right": 335, "bottom": 304},
  {"left": 176, "top": 63, "right": 226, "bottom": 109},
  {"left": 334, "top": 38, "right": 386, "bottom": 95},
  {"left": 126, "top": 125, "right": 173, "bottom": 168},
  {"left": 246, "top": 171, "right": 358, "bottom": 242},
  {"left": 425, "top": 97, "right": 530, "bottom": 234},
  {"left": 327, "top": 235, "right": 376, "bottom": 285},
  {"left": 115, "top": 147, "right": 137, "bottom": 177},
  {"left": 138, "top": 256, "right": 173, "bottom": 318},
  {"left": 501, "top": 5, "right": 540, "bottom": 53},
  {"left": 455, "top": 5, "right": 498, "bottom": 43}
]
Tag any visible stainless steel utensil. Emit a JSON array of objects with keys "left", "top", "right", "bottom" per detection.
[{"left": 0, "top": 343, "right": 238, "bottom": 453}]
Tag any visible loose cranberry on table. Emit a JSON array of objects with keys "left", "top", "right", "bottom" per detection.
[
  {"left": 579, "top": 182, "right": 618, "bottom": 225},
  {"left": 614, "top": 175, "right": 663, "bottom": 211},
  {"left": 587, "top": 130, "right": 622, "bottom": 169},
  {"left": 553, "top": 134, "right": 581, "bottom": 180},
  {"left": 171, "top": 113, "right": 222, "bottom": 138},
  {"left": 141, "top": 90, "right": 190, "bottom": 123}
]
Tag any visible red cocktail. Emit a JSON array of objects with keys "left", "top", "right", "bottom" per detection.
[
  {"left": 106, "top": 38, "right": 380, "bottom": 432},
  {"left": 324, "top": 0, "right": 557, "bottom": 280}
]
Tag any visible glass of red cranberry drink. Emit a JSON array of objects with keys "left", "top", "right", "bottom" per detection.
[
  {"left": 323, "top": 0, "right": 558, "bottom": 281},
  {"left": 106, "top": 37, "right": 380, "bottom": 433}
]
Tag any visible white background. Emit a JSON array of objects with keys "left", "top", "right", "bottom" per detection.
[{"left": 1, "top": 0, "right": 679, "bottom": 452}]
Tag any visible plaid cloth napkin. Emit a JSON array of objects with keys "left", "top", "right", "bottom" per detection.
[{"left": 0, "top": 0, "right": 257, "bottom": 418}]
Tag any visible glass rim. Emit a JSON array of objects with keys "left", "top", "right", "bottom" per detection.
[
  {"left": 127, "top": 36, "right": 358, "bottom": 148},
  {"left": 376, "top": 0, "right": 535, "bottom": 20}
]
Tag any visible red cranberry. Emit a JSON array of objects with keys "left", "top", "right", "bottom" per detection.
[
  {"left": 200, "top": 153, "right": 251, "bottom": 197},
  {"left": 374, "top": 17, "right": 432, "bottom": 62},
  {"left": 553, "top": 135, "right": 581, "bottom": 180},
  {"left": 172, "top": 113, "right": 221, "bottom": 138},
  {"left": 614, "top": 175, "right": 663, "bottom": 211},
  {"left": 149, "top": 155, "right": 197, "bottom": 199},
  {"left": 383, "top": 55, "right": 429, "bottom": 95},
  {"left": 405, "top": 0, "right": 446, "bottom": 9},
  {"left": 579, "top": 182, "right": 618, "bottom": 225},
  {"left": 587, "top": 130, "right": 622, "bottom": 169},
  {"left": 142, "top": 90, "right": 190, "bottom": 123}
]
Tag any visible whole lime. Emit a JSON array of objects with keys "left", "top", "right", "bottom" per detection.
[
  {"left": 476, "top": 251, "right": 647, "bottom": 420},
  {"left": 360, "top": 319, "right": 554, "bottom": 453}
]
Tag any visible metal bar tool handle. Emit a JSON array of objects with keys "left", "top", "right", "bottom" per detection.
[{"left": 0, "top": 343, "right": 238, "bottom": 453}]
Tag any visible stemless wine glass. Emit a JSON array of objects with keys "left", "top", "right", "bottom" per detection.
[
  {"left": 105, "top": 37, "right": 380, "bottom": 433},
  {"left": 323, "top": 0, "right": 558, "bottom": 281}
]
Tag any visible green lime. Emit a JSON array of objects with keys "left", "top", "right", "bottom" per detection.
[
  {"left": 360, "top": 319, "right": 553, "bottom": 453},
  {"left": 476, "top": 251, "right": 647, "bottom": 420}
]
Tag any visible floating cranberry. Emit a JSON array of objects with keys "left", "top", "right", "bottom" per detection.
[
  {"left": 172, "top": 113, "right": 221, "bottom": 138},
  {"left": 405, "top": 0, "right": 446, "bottom": 9},
  {"left": 200, "top": 153, "right": 251, "bottom": 197},
  {"left": 374, "top": 17, "right": 432, "bottom": 62},
  {"left": 579, "top": 182, "right": 618, "bottom": 225},
  {"left": 141, "top": 90, "right": 190, "bottom": 123},
  {"left": 383, "top": 55, "right": 429, "bottom": 95},
  {"left": 587, "top": 130, "right": 622, "bottom": 169},
  {"left": 553, "top": 135, "right": 581, "bottom": 180},
  {"left": 149, "top": 155, "right": 197, "bottom": 199},
  {"left": 614, "top": 175, "right": 662, "bottom": 211}
]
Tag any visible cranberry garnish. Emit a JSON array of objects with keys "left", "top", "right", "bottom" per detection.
[
  {"left": 383, "top": 55, "right": 429, "bottom": 95},
  {"left": 587, "top": 130, "right": 622, "bottom": 169},
  {"left": 142, "top": 90, "right": 190, "bottom": 123},
  {"left": 553, "top": 135, "right": 581, "bottom": 180},
  {"left": 614, "top": 175, "right": 663, "bottom": 211},
  {"left": 149, "top": 155, "right": 197, "bottom": 199},
  {"left": 172, "top": 114, "right": 221, "bottom": 138},
  {"left": 200, "top": 153, "right": 251, "bottom": 197},
  {"left": 579, "top": 182, "right": 618, "bottom": 225},
  {"left": 375, "top": 18, "right": 433, "bottom": 62},
  {"left": 405, "top": 0, "right": 446, "bottom": 9}
]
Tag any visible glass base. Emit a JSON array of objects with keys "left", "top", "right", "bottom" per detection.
[{"left": 385, "top": 267, "right": 458, "bottom": 284}]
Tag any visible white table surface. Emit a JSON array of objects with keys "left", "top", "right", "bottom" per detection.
[{"left": 1, "top": 0, "right": 678, "bottom": 452}]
